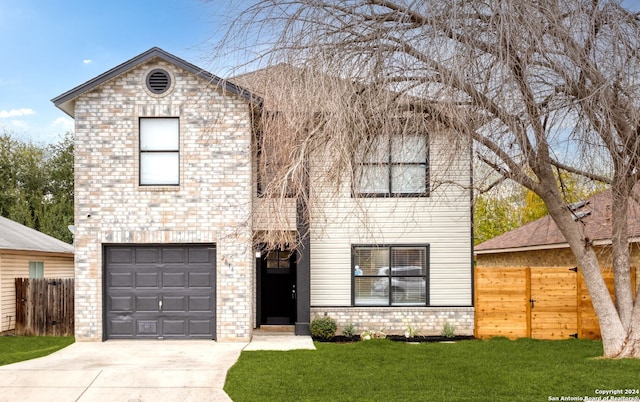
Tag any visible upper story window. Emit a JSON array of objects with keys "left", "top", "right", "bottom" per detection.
[
  {"left": 139, "top": 117, "right": 179, "bottom": 186},
  {"left": 354, "top": 134, "right": 429, "bottom": 197}
]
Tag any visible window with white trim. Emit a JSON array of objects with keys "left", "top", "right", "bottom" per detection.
[
  {"left": 352, "top": 245, "right": 428, "bottom": 306},
  {"left": 354, "top": 134, "right": 429, "bottom": 196},
  {"left": 139, "top": 117, "right": 179, "bottom": 185},
  {"left": 29, "top": 261, "right": 44, "bottom": 278}
]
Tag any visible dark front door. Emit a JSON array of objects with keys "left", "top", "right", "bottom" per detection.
[{"left": 259, "top": 249, "right": 297, "bottom": 325}]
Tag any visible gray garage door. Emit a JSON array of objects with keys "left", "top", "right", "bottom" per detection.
[{"left": 105, "top": 245, "right": 216, "bottom": 339}]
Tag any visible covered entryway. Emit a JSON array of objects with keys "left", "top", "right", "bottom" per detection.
[
  {"left": 257, "top": 248, "right": 297, "bottom": 326},
  {"left": 104, "top": 245, "right": 216, "bottom": 340}
]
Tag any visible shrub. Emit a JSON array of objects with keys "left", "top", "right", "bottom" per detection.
[
  {"left": 404, "top": 324, "right": 418, "bottom": 339},
  {"left": 310, "top": 316, "right": 337, "bottom": 340},
  {"left": 441, "top": 321, "right": 456, "bottom": 338},
  {"left": 343, "top": 322, "right": 356, "bottom": 338}
]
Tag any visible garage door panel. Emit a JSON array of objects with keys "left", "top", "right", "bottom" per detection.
[
  {"left": 163, "top": 271, "right": 187, "bottom": 287},
  {"left": 162, "top": 248, "right": 186, "bottom": 263},
  {"left": 105, "top": 245, "right": 216, "bottom": 339},
  {"left": 109, "top": 272, "right": 133, "bottom": 287},
  {"left": 110, "top": 296, "right": 134, "bottom": 312},
  {"left": 163, "top": 320, "right": 187, "bottom": 336},
  {"left": 189, "top": 247, "right": 214, "bottom": 264},
  {"left": 189, "top": 272, "right": 213, "bottom": 287},
  {"left": 107, "top": 248, "right": 133, "bottom": 264},
  {"left": 189, "top": 296, "right": 213, "bottom": 312},
  {"left": 135, "top": 248, "right": 160, "bottom": 263},
  {"left": 163, "top": 296, "right": 186, "bottom": 312},
  {"left": 135, "top": 272, "right": 160, "bottom": 288},
  {"left": 136, "top": 296, "right": 160, "bottom": 312},
  {"left": 109, "top": 319, "right": 134, "bottom": 336},
  {"left": 137, "top": 320, "right": 160, "bottom": 336},
  {"left": 189, "top": 320, "right": 214, "bottom": 336}
]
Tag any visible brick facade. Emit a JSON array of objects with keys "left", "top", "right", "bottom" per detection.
[
  {"left": 311, "top": 307, "right": 474, "bottom": 336},
  {"left": 72, "top": 58, "right": 254, "bottom": 341}
]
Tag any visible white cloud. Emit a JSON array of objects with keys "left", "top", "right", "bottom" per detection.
[
  {"left": 52, "top": 116, "right": 74, "bottom": 131},
  {"left": 10, "top": 120, "right": 30, "bottom": 130},
  {"left": 0, "top": 108, "right": 35, "bottom": 118},
  {"left": 83, "top": 59, "right": 92, "bottom": 64}
]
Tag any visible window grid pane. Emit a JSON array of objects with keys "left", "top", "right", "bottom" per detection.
[
  {"left": 353, "top": 247, "right": 389, "bottom": 276},
  {"left": 140, "top": 118, "right": 179, "bottom": 150},
  {"left": 391, "top": 135, "right": 426, "bottom": 163},
  {"left": 140, "top": 153, "right": 179, "bottom": 185},
  {"left": 391, "top": 165, "right": 426, "bottom": 193},
  {"left": 356, "top": 165, "right": 389, "bottom": 194},
  {"left": 355, "top": 134, "right": 428, "bottom": 196},
  {"left": 355, "top": 277, "right": 389, "bottom": 306}
]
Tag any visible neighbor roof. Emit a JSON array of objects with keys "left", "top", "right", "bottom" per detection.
[
  {"left": 52, "top": 47, "right": 261, "bottom": 117},
  {"left": 475, "top": 187, "right": 640, "bottom": 254},
  {"left": 0, "top": 216, "right": 74, "bottom": 255}
]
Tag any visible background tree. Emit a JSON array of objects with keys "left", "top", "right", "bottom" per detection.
[
  {"left": 215, "top": 0, "right": 640, "bottom": 357},
  {"left": 474, "top": 171, "right": 606, "bottom": 244},
  {"left": 0, "top": 130, "right": 74, "bottom": 243}
]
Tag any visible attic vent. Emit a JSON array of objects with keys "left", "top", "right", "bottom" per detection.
[{"left": 146, "top": 69, "right": 171, "bottom": 94}]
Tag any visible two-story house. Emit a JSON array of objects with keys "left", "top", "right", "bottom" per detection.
[{"left": 53, "top": 47, "right": 473, "bottom": 341}]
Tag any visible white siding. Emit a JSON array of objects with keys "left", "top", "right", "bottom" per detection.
[
  {"left": 309, "top": 131, "right": 472, "bottom": 307},
  {"left": 0, "top": 251, "right": 74, "bottom": 332}
]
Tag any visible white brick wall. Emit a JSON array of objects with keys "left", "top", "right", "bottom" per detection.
[
  {"left": 311, "top": 307, "right": 474, "bottom": 336},
  {"left": 72, "top": 58, "right": 254, "bottom": 341}
]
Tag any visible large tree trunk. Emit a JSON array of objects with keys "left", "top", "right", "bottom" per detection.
[
  {"left": 615, "top": 297, "right": 640, "bottom": 358},
  {"left": 542, "top": 177, "right": 637, "bottom": 358}
]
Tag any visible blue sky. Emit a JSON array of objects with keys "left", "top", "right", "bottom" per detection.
[{"left": 0, "top": 0, "right": 245, "bottom": 144}]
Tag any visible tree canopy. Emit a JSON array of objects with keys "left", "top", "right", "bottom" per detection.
[
  {"left": 215, "top": 0, "right": 640, "bottom": 357},
  {"left": 0, "top": 130, "right": 74, "bottom": 244}
]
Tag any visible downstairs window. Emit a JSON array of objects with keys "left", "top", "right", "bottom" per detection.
[{"left": 352, "top": 245, "right": 429, "bottom": 306}]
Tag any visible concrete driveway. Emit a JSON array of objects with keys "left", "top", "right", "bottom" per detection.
[{"left": 0, "top": 340, "right": 246, "bottom": 402}]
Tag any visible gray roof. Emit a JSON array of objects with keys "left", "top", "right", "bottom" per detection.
[
  {"left": 52, "top": 47, "right": 261, "bottom": 117},
  {"left": 0, "top": 216, "right": 74, "bottom": 255}
]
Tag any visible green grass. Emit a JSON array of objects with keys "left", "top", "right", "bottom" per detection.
[
  {"left": 225, "top": 338, "right": 640, "bottom": 402},
  {"left": 0, "top": 336, "right": 74, "bottom": 366}
]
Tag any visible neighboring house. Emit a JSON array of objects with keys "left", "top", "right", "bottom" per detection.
[
  {"left": 0, "top": 216, "right": 74, "bottom": 333},
  {"left": 52, "top": 47, "right": 473, "bottom": 342},
  {"left": 474, "top": 188, "right": 640, "bottom": 339},
  {"left": 475, "top": 188, "right": 640, "bottom": 269}
]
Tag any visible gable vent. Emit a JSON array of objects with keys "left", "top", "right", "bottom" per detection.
[{"left": 146, "top": 69, "right": 171, "bottom": 94}]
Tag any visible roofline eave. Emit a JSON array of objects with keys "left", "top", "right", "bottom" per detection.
[
  {"left": 475, "top": 236, "right": 640, "bottom": 255},
  {"left": 51, "top": 47, "right": 262, "bottom": 118}
]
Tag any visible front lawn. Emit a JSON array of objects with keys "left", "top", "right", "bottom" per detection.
[
  {"left": 0, "top": 336, "right": 74, "bottom": 366},
  {"left": 225, "top": 338, "right": 640, "bottom": 401}
]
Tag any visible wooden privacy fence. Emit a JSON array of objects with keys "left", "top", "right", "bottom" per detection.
[
  {"left": 15, "top": 278, "right": 74, "bottom": 336},
  {"left": 474, "top": 266, "right": 636, "bottom": 340}
]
